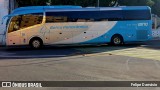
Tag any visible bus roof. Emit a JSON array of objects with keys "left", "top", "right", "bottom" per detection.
[
  {"left": 9, "top": 6, "right": 150, "bottom": 16},
  {"left": 9, "top": 6, "right": 82, "bottom": 16}
]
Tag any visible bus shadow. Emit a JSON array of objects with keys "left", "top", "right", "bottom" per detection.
[
  {"left": 139, "top": 40, "right": 160, "bottom": 50},
  {"left": 0, "top": 43, "right": 142, "bottom": 59}
]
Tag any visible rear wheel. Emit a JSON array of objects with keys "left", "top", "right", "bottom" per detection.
[
  {"left": 30, "top": 38, "right": 43, "bottom": 49},
  {"left": 111, "top": 35, "right": 123, "bottom": 45}
]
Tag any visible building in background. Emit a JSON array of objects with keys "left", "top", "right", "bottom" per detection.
[
  {"left": 0, "top": 0, "right": 9, "bottom": 24},
  {"left": 0, "top": 0, "right": 16, "bottom": 24},
  {"left": 9, "top": 0, "right": 17, "bottom": 13},
  {"left": 0, "top": 0, "right": 17, "bottom": 46}
]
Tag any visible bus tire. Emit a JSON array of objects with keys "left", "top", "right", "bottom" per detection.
[
  {"left": 29, "top": 38, "right": 43, "bottom": 49},
  {"left": 111, "top": 34, "right": 124, "bottom": 45}
]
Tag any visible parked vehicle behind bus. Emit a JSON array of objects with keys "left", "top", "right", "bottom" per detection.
[{"left": 1, "top": 6, "right": 152, "bottom": 49}]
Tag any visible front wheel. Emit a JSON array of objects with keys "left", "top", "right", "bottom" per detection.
[
  {"left": 30, "top": 39, "right": 43, "bottom": 49},
  {"left": 111, "top": 35, "right": 124, "bottom": 45}
]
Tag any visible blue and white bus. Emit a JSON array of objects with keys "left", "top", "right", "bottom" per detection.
[{"left": 1, "top": 6, "right": 152, "bottom": 48}]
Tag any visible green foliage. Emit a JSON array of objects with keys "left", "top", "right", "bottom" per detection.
[{"left": 146, "top": 0, "right": 155, "bottom": 6}]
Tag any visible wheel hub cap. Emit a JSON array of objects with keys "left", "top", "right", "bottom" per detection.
[
  {"left": 33, "top": 40, "right": 40, "bottom": 48},
  {"left": 114, "top": 38, "right": 121, "bottom": 44}
]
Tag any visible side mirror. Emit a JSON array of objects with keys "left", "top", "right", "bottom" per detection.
[{"left": 1, "top": 17, "right": 6, "bottom": 25}]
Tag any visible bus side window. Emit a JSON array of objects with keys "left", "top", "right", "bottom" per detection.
[
  {"left": 77, "top": 19, "right": 86, "bottom": 22},
  {"left": 101, "top": 19, "right": 108, "bottom": 21},
  {"left": 86, "top": 19, "right": 94, "bottom": 22},
  {"left": 46, "top": 16, "right": 67, "bottom": 23},
  {"left": 46, "top": 16, "right": 54, "bottom": 23},
  {"left": 54, "top": 16, "right": 67, "bottom": 22},
  {"left": 20, "top": 14, "right": 43, "bottom": 29},
  {"left": 46, "top": 12, "right": 69, "bottom": 23}
]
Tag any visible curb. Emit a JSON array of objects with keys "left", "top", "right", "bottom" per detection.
[{"left": 0, "top": 55, "right": 68, "bottom": 59}]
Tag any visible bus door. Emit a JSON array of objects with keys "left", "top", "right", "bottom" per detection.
[{"left": 19, "top": 13, "right": 44, "bottom": 45}]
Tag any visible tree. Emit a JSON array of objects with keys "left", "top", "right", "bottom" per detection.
[
  {"left": 146, "top": 0, "right": 155, "bottom": 6},
  {"left": 152, "top": 0, "right": 160, "bottom": 16}
]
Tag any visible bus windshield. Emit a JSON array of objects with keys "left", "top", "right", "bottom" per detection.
[{"left": 8, "top": 13, "right": 43, "bottom": 33}]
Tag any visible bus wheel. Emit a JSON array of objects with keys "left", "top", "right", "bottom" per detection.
[
  {"left": 111, "top": 35, "right": 123, "bottom": 45},
  {"left": 30, "top": 38, "right": 43, "bottom": 49}
]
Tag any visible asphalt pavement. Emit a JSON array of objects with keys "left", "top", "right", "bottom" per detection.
[{"left": 0, "top": 40, "right": 160, "bottom": 90}]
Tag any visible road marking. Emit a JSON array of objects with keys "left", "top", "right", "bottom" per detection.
[
  {"left": 126, "top": 58, "right": 130, "bottom": 71},
  {"left": 0, "top": 55, "right": 67, "bottom": 58}
]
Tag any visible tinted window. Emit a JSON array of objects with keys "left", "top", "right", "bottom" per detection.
[
  {"left": 45, "top": 9, "right": 150, "bottom": 23},
  {"left": 123, "top": 10, "right": 151, "bottom": 20},
  {"left": 20, "top": 13, "right": 43, "bottom": 29},
  {"left": 46, "top": 11, "right": 123, "bottom": 22}
]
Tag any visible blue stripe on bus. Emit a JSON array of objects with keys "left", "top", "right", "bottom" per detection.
[{"left": 80, "top": 20, "right": 152, "bottom": 44}]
